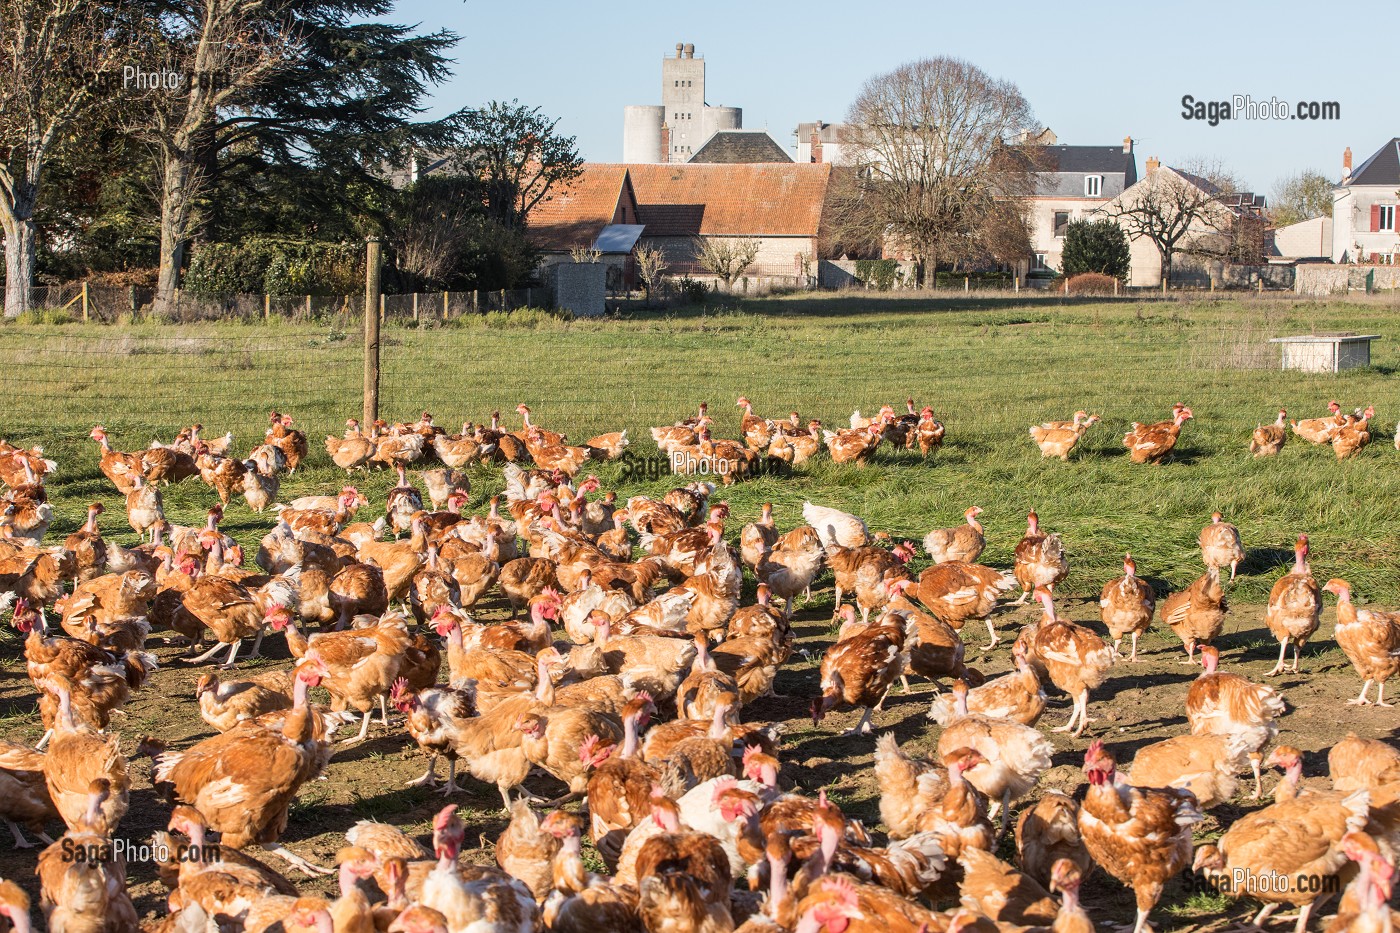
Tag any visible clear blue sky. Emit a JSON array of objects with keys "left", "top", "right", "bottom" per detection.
[{"left": 392, "top": 0, "right": 1382, "bottom": 194}]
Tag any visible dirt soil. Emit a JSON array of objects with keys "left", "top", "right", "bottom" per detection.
[{"left": 0, "top": 590, "right": 1386, "bottom": 931}]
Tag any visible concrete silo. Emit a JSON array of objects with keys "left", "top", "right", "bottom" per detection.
[
  {"left": 701, "top": 106, "right": 742, "bottom": 146},
  {"left": 623, "top": 105, "right": 664, "bottom": 164}
]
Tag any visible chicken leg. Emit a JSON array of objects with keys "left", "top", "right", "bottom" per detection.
[
  {"left": 6, "top": 819, "right": 34, "bottom": 849},
  {"left": 1265, "top": 638, "right": 1291, "bottom": 677},
  {"left": 188, "top": 639, "right": 239, "bottom": 666},
  {"left": 982, "top": 617, "right": 999, "bottom": 650},
  {"left": 843, "top": 706, "right": 876, "bottom": 737}
]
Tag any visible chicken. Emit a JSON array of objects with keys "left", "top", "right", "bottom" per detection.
[
  {"left": 928, "top": 640, "right": 1043, "bottom": 727},
  {"left": 955, "top": 847, "right": 1058, "bottom": 926},
  {"left": 38, "top": 674, "right": 130, "bottom": 834},
  {"left": 801, "top": 502, "right": 868, "bottom": 549},
  {"left": 0, "top": 740, "right": 58, "bottom": 848},
  {"left": 906, "top": 561, "right": 1015, "bottom": 648},
  {"left": 523, "top": 427, "right": 589, "bottom": 477},
  {"left": 1333, "top": 405, "right": 1375, "bottom": 459},
  {"left": 755, "top": 525, "right": 824, "bottom": 614},
  {"left": 1186, "top": 644, "right": 1287, "bottom": 799},
  {"left": 1250, "top": 408, "right": 1288, "bottom": 456},
  {"left": 1330, "top": 733, "right": 1400, "bottom": 792},
  {"left": 1079, "top": 740, "right": 1202, "bottom": 933},
  {"left": 737, "top": 396, "right": 774, "bottom": 450},
  {"left": 1264, "top": 534, "right": 1322, "bottom": 676},
  {"left": 1162, "top": 566, "right": 1227, "bottom": 663},
  {"left": 812, "top": 611, "right": 908, "bottom": 736},
  {"left": 1325, "top": 578, "right": 1400, "bottom": 707},
  {"left": 36, "top": 779, "right": 139, "bottom": 933},
  {"left": 385, "top": 463, "right": 423, "bottom": 536},
  {"left": 391, "top": 677, "right": 476, "bottom": 794},
  {"left": 1018, "top": 588, "right": 1113, "bottom": 736},
  {"left": 1194, "top": 749, "right": 1370, "bottom": 932},
  {"left": 1123, "top": 405, "right": 1193, "bottom": 464},
  {"left": 517, "top": 708, "right": 623, "bottom": 804},
  {"left": 325, "top": 433, "right": 377, "bottom": 472},
  {"left": 56, "top": 568, "right": 156, "bottom": 652},
  {"left": 1126, "top": 731, "right": 1252, "bottom": 809},
  {"left": 433, "top": 423, "right": 494, "bottom": 469},
  {"left": 62, "top": 502, "right": 107, "bottom": 585},
  {"left": 152, "top": 659, "right": 333, "bottom": 875},
  {"left": 421, "top": 467, "right": 470, "bottom": 511},
  {"left": 494, "top": 800, "right": 561, "bottom": 902},
  {"left": 420, "top": 805, "right": 539, "bottom": 933},
  {"left": 240, "top": 463, "right": 280, "bottom": 513},
  {"left": 767, "top": 420, "right": 822, "bottom": 467},
  {"left": 267, "top": 412, "right": 308, "bottom": 472},
  {"left": 298, "top": 614, "right": 412, "bottom": 743},
  {"left": 195, "top": 449, "right": 247, "bottom": 505},
  {"left": 823, "top": 422, "right": 883, "bottom": 466},
  {"left": 196, "top": 669, "right": 293, "bottom": 733},
  {"left": 791, "top": 873, "right": 936, "bottom": 933},
  {"left": 1291, "top": 400, "right": 1344, "bottom": 444},
  {"left": 739, "top": 503, "right": 778, "bottom": 570},
  {"left": 371, "top": 426, "right": 427, "bottom": 467},
  {"left": 1012, "top": 510, "right": 1068, "bottom": 605},
  {"left": 888, "top": 583, "right": 979, "bottom": 689},
  {"left": 182, "top": 571, "right": 298, "bottom": 668},
  {"left": 498, "top": 556, "right": 560, "bottom": 617},
  {"left": 1199, "top": 511, "right": 1245, "bottom": 581},
  {"left": 141, "top": 442, "right": 200, "bottom": 486},
  {"left": 0, "top": 880, "right": 30, "bottom": 933},
  {"left": 935, "top": 678, "right": 1053, "bottom": 832},
  {"left": 89, "top": 426, "right": 142, "bottom": 493},
  {"left": 1099, "top": 552, "right": 1155, "bottom": 662},
  {"left": 826, "top": 539, "right": 914, "bottom": 623},
  {"left": 1029, "top": 414, "right": 1100, "bottom": 460},
  {"left": 873, "top": 732, "right": 946, "bottom": 841},
  {"left": 1014, "top": 792, "right": 1090, "bottom": 890},
  {"left": 125, "top": 474, "right": 165, "bottom": 541},
  {"left": 922, "top": 507, "right": 985, "bottom": 565},
  {"left": 910, "top": 407, "right": 944, "bottom": 459}
]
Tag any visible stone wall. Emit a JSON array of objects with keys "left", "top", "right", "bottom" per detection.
[
  {"left": 553, "top": 262, "right": 606, "bottom": 318},
  {"left": 1295, "top": 264, "right": 1400, "bottom": 296}
]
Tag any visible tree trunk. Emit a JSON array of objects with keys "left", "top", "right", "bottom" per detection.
[
  {"left": 153, "top": 156, "right": 196, "bottom": 316},
  {"left": 1160, "top": 248, "right": 1174, "bottom": 288},
  {"left": 1, "top": 212, "right": 37, "bottom": 319}
]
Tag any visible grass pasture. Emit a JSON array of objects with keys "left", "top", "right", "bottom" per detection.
[{"left": 1, "top": 292, "right": 1399, "bottom": 929}]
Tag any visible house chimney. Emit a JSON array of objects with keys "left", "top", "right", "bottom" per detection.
[
  {"left": 811, "top": 123, "right": 823, "bottom": 164},
  {"left": 660, "top": 123, "right": 670, "bottom": 164},
  {"left": 1123, "top": 136, "right": 1133, "bottom": 154},
  {"left": 1343, "top": 146, "right": 1353, "bottom": 182},
  {"left": 684, "top": 43, "right": 694, "bottom": 59},
  {"left": 1146, "top": 155, "right": 1160, "bottom": 175},
  {"left": 676, "top": 42, "right": 684, "bottom": 58}
]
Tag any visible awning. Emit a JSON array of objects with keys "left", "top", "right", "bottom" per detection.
[{"left": 593, "top": 224, "right": 645, "bottom": 254}]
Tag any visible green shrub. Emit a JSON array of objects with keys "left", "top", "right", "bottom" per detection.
[
  {"left": 1061, "top": 219, "right": 1130, "bottom": 279},
  {"left": 184, "top": 238, "right": 364, "bottom": 296},
  {"left": 854, "top": 259, "right": 902, "bottom": 290},
  {"left": 1066, "top": 272, "right": 1120, "bottom": 295},
  {"left": 674, "top": 276, "right": 711, "bottom": 305}
]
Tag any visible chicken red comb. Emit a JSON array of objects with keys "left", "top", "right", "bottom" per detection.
[{"left": 432, "top": 804, "right": 458, "bottom": 830}]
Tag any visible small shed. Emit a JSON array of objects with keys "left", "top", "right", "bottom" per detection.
[{"left": 1269, "top": 333, "right": 1381, "bottom": 373}]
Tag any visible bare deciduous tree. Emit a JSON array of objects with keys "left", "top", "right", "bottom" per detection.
[
  {"left": 694, "top": 236, "right": 759, "bottom": 290},
  {"left": 0, "top": 0, "right": 123, "bottom": 317},
  {"left": 1104, "top": 160, "right": 1238, "bottom": 286},
  {"left": 568, "top": 245, "right": 601, "bottom": 263},
  {"left": 148, "top": 2, "right": 297, "bottom": 316},
  {"left": 633, "top": 244, "right": 667, "bottom": 303},
  {"left": 831, "top": 57, "right": 1038, "bottom": 286}
]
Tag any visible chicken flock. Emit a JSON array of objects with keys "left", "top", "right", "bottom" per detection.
[{"left": 0, "top": 397, "right": 1395, "bottom": 933}]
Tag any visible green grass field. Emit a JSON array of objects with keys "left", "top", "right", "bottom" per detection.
[{"left": 4, "top": 291, "right": 1399, "bottom": 605}]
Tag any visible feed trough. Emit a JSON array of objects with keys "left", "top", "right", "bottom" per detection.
[{"left": 1268, "top": 332, "right": 1380, "bottom": 373}]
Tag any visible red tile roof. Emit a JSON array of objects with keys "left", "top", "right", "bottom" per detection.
[
  {"left": 528, "top": 165, "right": 632, "bottom": 252},
  {"left": 622, "top": 163, "right": 831, "bottom": 237}
]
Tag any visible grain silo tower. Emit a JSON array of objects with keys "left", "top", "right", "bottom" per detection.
[{"left": 622, "top": 42, "right": 742, "bottom": 163}]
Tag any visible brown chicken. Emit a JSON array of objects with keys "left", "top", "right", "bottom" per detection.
[
  {"left": 1015, "top": 792, "right": 1090, "bottom": 890},
  {"left": 921, "top": 506, "right": 985, "bottom": 565},
  {"left": 826, "top": 539, "right": 915, "bottom": 623},
  {"left": 1325, "top": 578, "right": 1400, "bottom": 707},
  {"left": 1012, "top": 510, "right": 1068, "bottom": 605},
  {"left": 516, "top": 708, "right": 623, "bottom": 804},
  {"left": 89, "top": 426, "right": 142, "bottom": 493},
  {"left": 153, "top": 659, "right": 333, "bottom": 875},
  {"left": 1291, "top": 400, "right": 1344, "bottom": 444},
  {"left": 1018, "top": 588, "right": 1114, "bottom": 736},
  {"left": 928, "top": 639, "right": 1043, "bottom": 727},
  {"left": 39, "top": 675, "right": 130, "bottom": 834},
  {"left": 62, "top": 502, "right": 108, "bottom": 585},
  {"left": 36, "top": 779, "right": 139, "bottom": 933},
  {"left": 1099, "top": 553, "right": 1155, "bottom": 661},
  {"left": 1264, "top": 534, "right": 1321, "bottom": 675},
  {"left": 1199, "top": 511, "right": 1245, "bottom": 581},
  {"left": 1250, "top": 408, "right": 1288, "bottom": 456},
  {"left": 812, "top": 611, "right": 908, "bottom": 735},
  {"left": 936, "top": 679, "right": 1053, "bottom": 832},
  {"left": 585, "top": 695, "right": 660, "bottom": 866},
  {"left": 183, "top": 571, "right": 298, "bottom": 667},
  {"left": 1194, "top": 746, "right": 1369, "bottom": 931},
  {"left": 1162, "top": 566, "right": 1227, "bottom": 663},
  {"left": 822, "top": 422, "right": 884, "bottom": 466},
  {"left": 1079, "top": 741, "right": 1202, "bottom": 933},
  {"left": 0, "top": 740, "right": 58, "bottom": 848},
  {"left": 1029, "top": 414, "right": 1100, "bottom": 461},
  {"left": 267, "top": 412, "right": 308, "bottom": 472},
  {"left": 1186, "top": 645, "right": 1287, "bottom": 798},
  {"left": 1123, "top": 404, "right": 1193, "bottom": 463},
  {"left": 298, "top": 614, "right": 411, "bottom": 742},
  {"left": 494, "top": 800, "right": 562, "bottom": 902},
  {"left": 1332, "top": 405, "right": 1375, "bottom": 459},
  {"left": 906, "top": 560, "right": 1015, "bottom": 648},
  {"left": 755, "top": 525, "right": 825, "bottom": 614},
  {"left": 196, "top": 669, "right": 294, "bottom": 733}
]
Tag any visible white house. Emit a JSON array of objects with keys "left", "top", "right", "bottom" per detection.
[
  {"left": 1021, "top": 133, "right": 1139, "bottom": 273},
  {"left": 1331, "top": 139, "right": 1400, "bottom": 264}
]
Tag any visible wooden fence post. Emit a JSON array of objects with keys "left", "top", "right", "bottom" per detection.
[
  {"left": 443, "top": 291, "right": 449, "bottom": 321},
  {"left": 81, "top": 282, "right": 89, "bottom": 322},
  {"left": 412, "top": 292, "right": 419, "bottom": 322},
  {"left": 1113, "top": 279, "right": 1119, "bottom": 297},
  {"left": 306, "top": 295, "right": 312, "bottom": 318},
  {"left": 363, "top": 239, "right": 382, "bottom": 427},
  {"left": 964, "top": 276, "right": 969, "bottom": 294},
  {"left": 264, "top": 294, "right": 270, "bottom": 320},
  {"left": 499, "top": 289, "right": 506, "bottom": 312}
]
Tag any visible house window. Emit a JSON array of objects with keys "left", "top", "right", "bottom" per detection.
[
  {"left": 1033, "top": 254, "right": 1049, "bottom": 271},
  {"left": 1053, "top": 211, "right": 1070, "bottom": 238},
  {"left": 1380, "top": 205, "right": 1396, "bottom": 232},
  {"left": 1085, "top": 175, "right": 1102, "bottom": 197}
]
